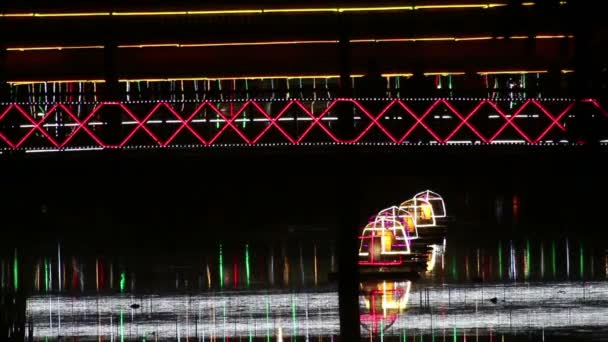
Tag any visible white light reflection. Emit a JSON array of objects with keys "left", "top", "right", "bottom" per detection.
[{"left": 26, "top": 282, "right": 608, "bottom": 339}]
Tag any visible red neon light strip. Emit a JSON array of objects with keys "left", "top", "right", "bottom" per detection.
[{"left": 0, "top": 99, "right": 603, "bottom": 149}]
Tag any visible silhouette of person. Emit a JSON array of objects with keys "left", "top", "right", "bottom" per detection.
[
  {"left": 405, "top": 65, "right": 435, "bottom": 97},
  {"left": 357, "top": 59, "right": 387, "bottom": 99}
]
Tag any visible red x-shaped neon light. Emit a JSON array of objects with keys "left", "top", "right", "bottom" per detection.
[{"left": 0, "top": 98, "right": 603, "bottom": 149}]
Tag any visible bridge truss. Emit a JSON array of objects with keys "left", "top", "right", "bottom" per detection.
[{"left": 0, "top": 98, "right": 606, "bottom": 151}]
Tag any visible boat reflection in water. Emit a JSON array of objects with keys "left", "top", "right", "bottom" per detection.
[{"left": 359, "top": 280, "right": 412, "bottom": 336}]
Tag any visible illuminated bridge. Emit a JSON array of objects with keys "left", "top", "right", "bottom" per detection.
[
  {"left": 0, "top": 97, "right": 607, "bottom": 152},
  {"left": 1, "top": 0, "right": 608, "bottom": 152}
]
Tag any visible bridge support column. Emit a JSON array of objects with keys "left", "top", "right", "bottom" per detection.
[
  {"left": 336, "top": 20, "right": 356, "bottom": 141},
  {"left": 337, "top": 156, "right": 362, "bottom": 341},
  {"left": 336, "top": 15, "right": 362, "bottom": 341},
  {"left": 102, "top": 42, "right": 123, "bottom": 146}
]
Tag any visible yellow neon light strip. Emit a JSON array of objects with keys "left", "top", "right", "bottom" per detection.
[
  {"left": 382, "top": 73, "right": 415, "bottom": 78},
  {"left": 413, "top": 4, "right": 502, "bottom": 9},
  {"left": 338, "top": 6, "right": 414, "bottom": 12},
  {"left": 9, "top": 79, "right": 106, "bottom": 85},
  {"left": 179, "top": 40, "right": 339, "bottom": 48},
  {"left": 6, "top": 46, "right": 104, "bottom": 51},
  {"left": 6, "top": 34, "right": 573, "bottom": 52},
  {"left": 0, "top": 2, "right": 563, "bottom": 18},
  {"left": 117, "top": 44, "right": 181, "bottom": 49},
  {"left": 424, "top": 72, "right": 466, "bottom": 76},
  {"left": 262, "top": 8, "right": 337, "bottom": 13},
  {"left": 185, "top": 10, "right": 263, "bottom": 15},
  {"left": 477, "top": 70, "right": 548, "bottom": 75},
  {"left": 34, "top": 12, "right": 111, "bottom": 17},
  {"left": 111, "top": 11, "right": 187, "bottom": 16}
]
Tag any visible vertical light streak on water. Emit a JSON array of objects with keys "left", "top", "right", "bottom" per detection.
[
  {"left": 313, "top": 244, "right": 318, "bottom": 286},
  {"left": 219, "top": 244, "right": 224, "bottom": 289},
  {"left": 540, "top": 241, "right": 545, "bottom": 279},
  {"left": 453, "top": 327, "right": 457, "bottom": 342},
  {"left": 292, "top": 294, "right": 298, "bottom": 341},
  {"left": 233, "top": 256, "right": 238, "bottom": 288},
  {"left": 509, "top": 241, "right": 516, "bottom": 281},
  {"left": 580, "top": 243, "right": 584, "bottom": 279},
  {"left": 284, "top": 255, "right": 290, "bottom": 286},
  {"left": 525, "top": 239, "right": 530, "bottom": 280},
  {"left": 266, "top": 296, "right": 271, "bottom": 342},
  {"left": 96, "top": 258, "right": 99, "bottom": 292},
  {"left": 13, "top": 249, "right": 18, "bottom": 291},
  {"left": 49, "top": 258, "right": 53, "bottom": 291},
  {"left": 380, "top": 320, "right": 384, "bottom": 342},
  {"left": 44, "top": 259, "right": 49, "bottom": 292},
  {"left": 451, "top": 256, "right": 457, "bottom": 281},
  {"left": 476, "top": 249, "right": 481, "bottom": 278},
  {"left": 552, "top": 240, "right": 557, "bottom": 278},
  {"left": 245, "top": 244, "right": 251, "bottom": 287},
  {"left": 269, "top": 247, "right": 275, "bottom": 286},
  {"left": 120, "top": 272, "right": 126, "bottom": 293},
  {"left": 206, "top": 263, "right": 211, "bottom": 289},
  {"left": 498, "top": 241, "right": 503, "bottom": 280},
  {"left": 403, "top": 328, "right": 407, "bottom": 342},
  {"left": 465, "top": 255, "right": 469, "bottom": 281},
  {"left": 566, "top": 238, "right": 570, "bottom": 279},
  {"left": 57, "top": 243, "right": 61, "bottom": 292}
]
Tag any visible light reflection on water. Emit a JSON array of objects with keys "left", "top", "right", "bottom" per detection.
[{"left": 26, "top": 281, "right": 608, "bottom": 340}]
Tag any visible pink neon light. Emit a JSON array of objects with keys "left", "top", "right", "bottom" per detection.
[
  {"left": 487, "top": 100, "right": 533, "bottom": 143},
  {"left": 0, "top": 98, "right": 603, "bottom": 149},
  {"left": 395, "top": 100, "right": 443, "bottom": 143},
  {"left": 441, "top": 99, "right": 489, "bottom": 143}
]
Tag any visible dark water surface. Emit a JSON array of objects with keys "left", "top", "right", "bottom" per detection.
[
  {"left": 5, "top": 231, "right": 608, "bottom": 341},
  {"left": 3, "top": 150, "right": 608, "bottom": 341}
]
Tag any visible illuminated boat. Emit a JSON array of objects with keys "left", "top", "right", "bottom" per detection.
[
  {"left": 357, "top": 190, "right": 447, "bottom": 274},
  {"left": 375, "top": 206, "right": 418, "bottom": 240},
  {"left": 408, "top": 190, "right": 448, "bottom": 246},
  {"left": 414, "top": 190, "right": 446, "bottom": 218},
  {"left": 399, "top": 197, "right": 436, "bottom": 227},
  {"left": 358, "top": 217, "right": 410, "bottom": 266}
]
